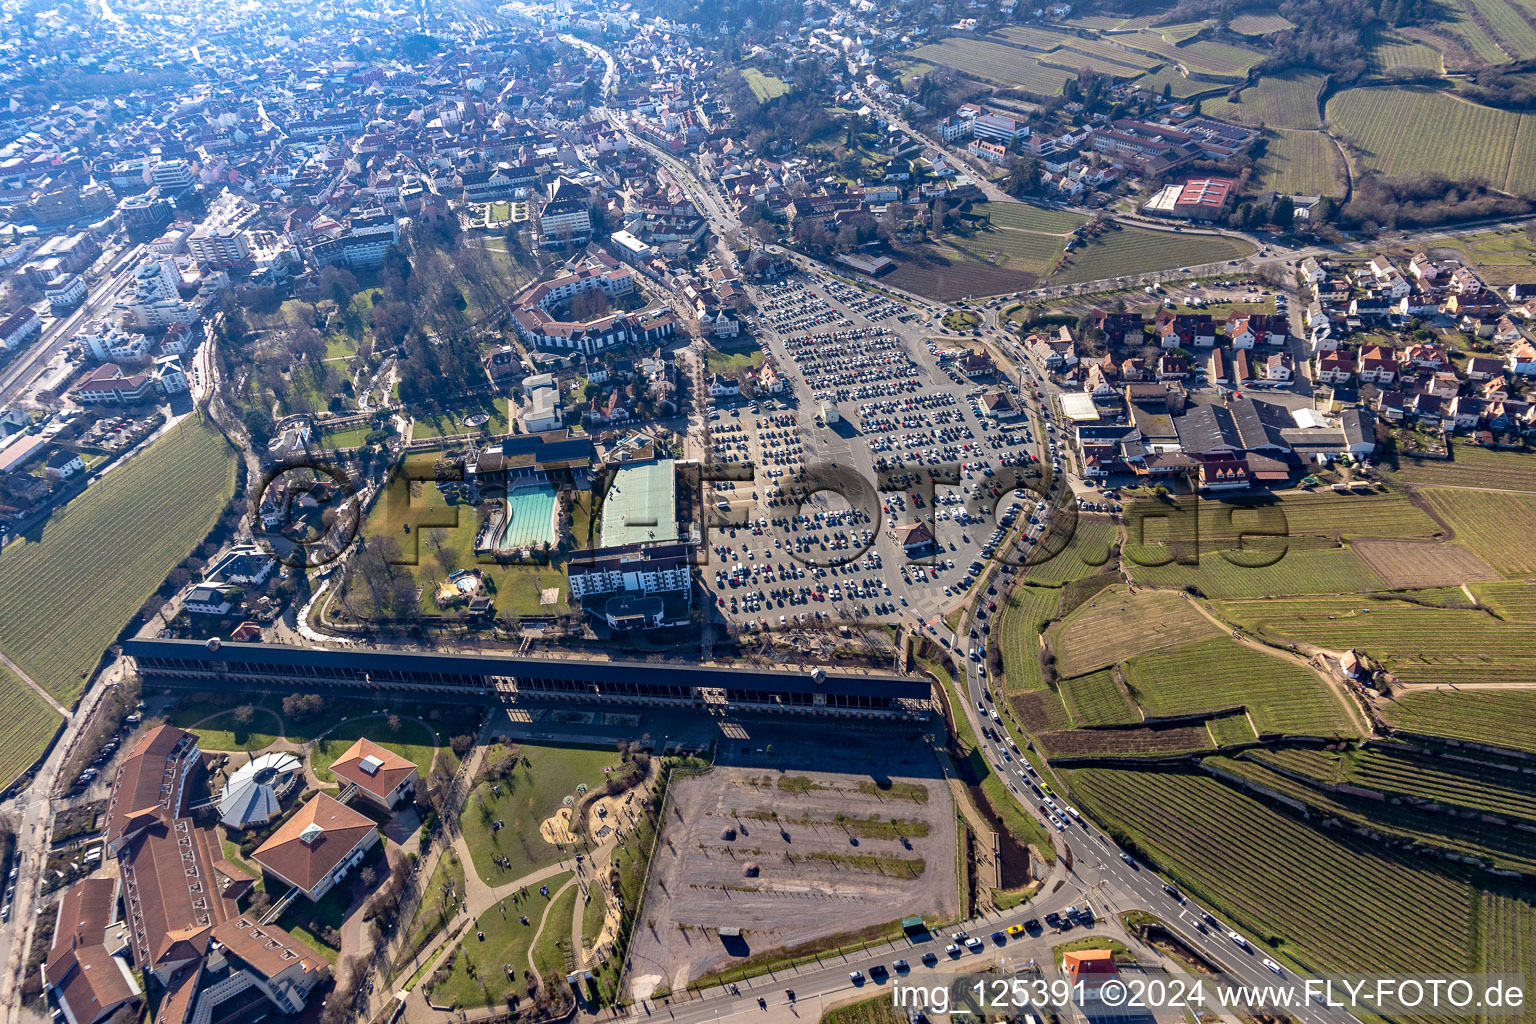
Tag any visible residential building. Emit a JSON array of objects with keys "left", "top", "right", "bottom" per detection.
[
  {"left": 0, "top": 308, "right": 42, "bottom": 352},
  {"left": 566, "top": 541, "right": 693, "bottom": 630}
]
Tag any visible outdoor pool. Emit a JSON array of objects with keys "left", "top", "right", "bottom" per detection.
[{"left": 501, "top": 484, "right": 558, "bottom": 550}]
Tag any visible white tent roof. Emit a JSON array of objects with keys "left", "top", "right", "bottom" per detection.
[{"left": 218, "top": 751, "right": 300, "bottom": 828}]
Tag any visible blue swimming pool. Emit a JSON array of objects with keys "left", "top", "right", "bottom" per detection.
[{"left": 501, "top": 484, "right": 558, "bottom": 549}]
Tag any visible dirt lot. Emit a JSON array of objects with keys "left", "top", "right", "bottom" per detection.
[
  {"left": 625, "top": 728, "right": 956, "bottom": 999},
  {"left": 882, "top": 247, "right": 1036, "bottom": 301},
  {"left": 1352, "top": 538, "right": 1500, "bottom": 589}
]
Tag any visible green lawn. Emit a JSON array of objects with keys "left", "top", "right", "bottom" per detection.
[
  {"left": 311, "top": 715, "right": 438, "bottom": 783},
  {"left": 531, "top": 881, "right": 578, "bottom": 979},
  {"left": 426, "top": 871, "right": 573, "bottom": 1009},
  {"left": 0, "top": 416, "right": 236, "bottom": 707},
  {"left": 181, "top": 708, "right": 284, "bottom": 752},
  {"left": 315, "top": 423, "right": 374, "bottom": 450},
  {"left": 459, "top": 744, "right": 624, "bottom": 884},
  {"left": 742, "top": 68, "right": 790, "bottom": 101},
  {"left": 411, "top": 397, "right": 510, "bottom": 439},
  {"left": 402, "top": 848, "right": 468, "bottom": 968}
]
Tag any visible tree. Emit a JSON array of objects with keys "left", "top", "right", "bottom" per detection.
[
  {"left": 1272, "top": 195, "right": 1295, "bottom": 229},
  {"left": 233, "top": 705, "right": 256, "bottom": 726}
]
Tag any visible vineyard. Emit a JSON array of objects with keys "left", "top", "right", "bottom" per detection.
[
  {"left": 996, "top": 584, "right": 1061, "bottom": 694},
  {"left": 1209, "top": 753, "right": 1536, "bottom": 874},
  {"left": 0, "top": 417, "right": 237, "bottom": 703},
  {"left": 1218, "top": 594, "right": 1536, "bottom": 685},
  {"left": 1421, "top": 488, "right": 1536, "bottom": 574},
  {"left": 1366, "top": 29, "right": 1445, "bottom": 72},
  {"left": 1045, "top": 226, "right": 1254, "bottom": 285},
  {"left": 911, "top": 38, "right": 1075, "bottom": 94},
  {"left": 1381, "top": 689, "right": 1536, "bottom": 754},
  {"left": 984, "top": 202, "right": 1090, "bottom": 235},
  {"left": 1114, "top": 31, "right": 1265, "bottom": 78},
  {"left": 1327, "top": 87, "right": 1536, "bottom": 194},
  {"left": 1125, "top": 546, "right": 1386, "bottom": 599},
  {"left": 0, "top": 669, "right": 62, "bottom": 791},
  {"left": 1463, "top": 0, "right": 1536, "bottom": 58},
  {"left": 1339, "top": 747, "right": 1536, "bottom": 822},
  {"left": 1122, "top": 638, "right": 1355, "bottom": 736},
  {"left": 1057, "top": 668, "right": 1141, "bottom": 727},
  {"left": 1067, "top": 767, "right": 1479, "bottom": 976},
  {"left": 1050, "top": 586, "right": 1219, "bottom": 677},
  {"left": 1203, "top": 69, "right": 1326, "bottom": 128},
  {"left": 1481, "top": 893, "right": 1536, "bottom": 989},
  {"left": 1228, "top": 12, "right": 1294, "bottom": 34},
  {"left": 1022, "top": 516, "right": 1118, "bottom": 584},
  {"left": 1035, "top": 723, "right": 1213, "bottom": 758},
  {"left": 1130, "top": 65, "right": 1211, "bottom": 97},
  {"left": 1391, "top": 443, "right": 1536, "bottom": 490},
  {"left": 1254, "top": 129, "right": 1347, "bottom": 197},
  {"left": 1351, "top": 538, "right": 1499, "bottom": 589}
]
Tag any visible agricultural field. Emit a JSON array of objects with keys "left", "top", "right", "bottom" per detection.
[
  {"left": 1391, "top": 443, "right": 1536, "bottom": 489},
  {"left": 1114, "top": 32, "right": 1265, "bottom": 78},
  {"left": 1228, "top": 12, "right": 1294, "bottom": 34},
  {"left": 1022, "top": 516, "right": 1118, "bottom": 584},
  {"left": 1131, "top": 66, "right": 1213, "bottom": 97},
  {"left": 984, "top": 202, "right": 1090, "bottom": 235},
  {"left": 1034, "top": 722, "right": 1213, "bottom": 758},
  {"left": 0, "top": 671, "right": 62, "bottom": 791},
  {"left": 1125, "top": 546, "right": 1386, "bottom": 599},
  {"left": 1366, "top": 29, "right": 1445, "bottom": 73},
  {"left": 1202, "top": 69, "right": 1326, "bottom": 128},
  {"left": 1352, "top": 538, "right": 1498, "bottom": 588},
  {"left": 1045, "top": 227, "right": 1254, "bottom": 286},
  {"left": 1327, "top": 87, "right": 1536, "bottom": 194},
  {"left": 1048, "top": 586, "right": 1219, "bottom": 677},
  {"left": 1253, "top": 129, "right": 1348, "bottom": 197},
  {"left": 1464, "top": 0, "right": 1536, "bottom": 58},
  {"left": 1067, "top": 767, "right": 1479, "bottom": 975},
  {"left": 911, "top": 39, "right": 1074, "bottom": 94},
  {"left": 1419, "top": 488, "right": 1536, "bottom": 574},
  {"left": 884, "top": 246, "right": 1038, "bottom": 301},
  {"left": 0, "top": 417, "right": 237, "bottom": 705},
  {"left": 996, "top": 584, "right": 1062, "bottom": 693},
  {"left": 1057, "top": 668, "right": 1141, "bottom": 727},
  {"left": 1481, "top": 893, "right": 1536, "bottom": 989},
  {"left": 1380, "top": 689, "right": 1536, "bottom": 754},
  {"left": 742, "top": 68, "right": 790, "bottom": 101},
  {"left": 1122, "top": 638, "right": 1355, "bottom": 736},
  {"left": 1218, "top": 594, "right": 1536, "bottom": 685},
  {"left": 1144, "top": 20, "right": 1212, "bottom": 42}
]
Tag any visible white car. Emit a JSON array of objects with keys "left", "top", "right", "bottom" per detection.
[
  {"left": 1229, "top": 931, "right": 1250, "bottom": 950},
  {"left": 1263, "top": 958, "right": 1283, "bottom": 975}
]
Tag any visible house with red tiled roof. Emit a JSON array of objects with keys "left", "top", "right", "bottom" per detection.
[
  {"left": 329, "top": 738, "right": 420, "bottom": 812},
  {"left": 43, "top": 878, "right": 142, "bottom": 1024},
  {"left": 253, "top": 794, "right": 379, "bottom": 902}
]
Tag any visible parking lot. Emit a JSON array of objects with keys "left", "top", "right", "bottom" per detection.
[
  {"left": 623, "top": 729, "right": 956, "bottom": 1001},
  {"left": 700, "top": 270, "right": 1052, "bottom": 634}
]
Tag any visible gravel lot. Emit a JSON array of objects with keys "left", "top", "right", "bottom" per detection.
[{"left": 625, "top": 729, "right": 956, "bottom": 999}]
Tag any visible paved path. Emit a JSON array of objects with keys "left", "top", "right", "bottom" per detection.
[{"left": 0, "top": 652, "right": 68, "bottom": 719}]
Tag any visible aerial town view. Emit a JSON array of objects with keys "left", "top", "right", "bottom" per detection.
[{"left": 4, "top": 1, "right": 1536, "bottom": 1024}]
